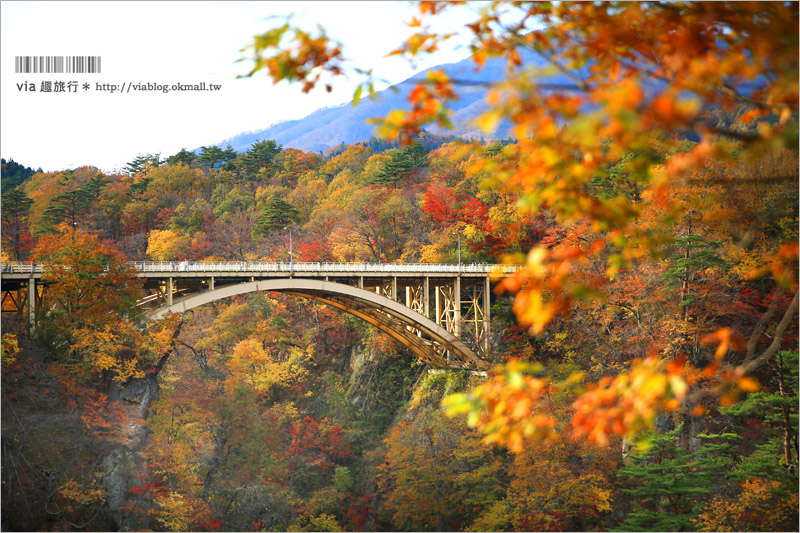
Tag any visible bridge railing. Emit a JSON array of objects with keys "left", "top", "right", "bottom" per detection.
[
  {"left": 1, "top": 262, "right": 42, "bottom": 274},
  {"left": 128, "top": 261, "right": 519, "bottom": 274},
  {"left": 2, "top": 261, "right": 521, "bottom": 275}
]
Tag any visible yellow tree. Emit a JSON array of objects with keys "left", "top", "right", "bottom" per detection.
[
  {"left": 472, "top": 437, "right": 618, "bottom": 532},
  {"left": 33, "top": 224, "right": 152, "bottom": 383},
  {"left": 146, "top": 229, "right": 192, "bottom": 261}
]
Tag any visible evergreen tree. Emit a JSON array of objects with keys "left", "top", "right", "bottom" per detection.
[
  {"left": 371, "top": 141, "right": 429, "bottom": 185},
  {"left": 166, "top": 148, "right": 197, "bottom": 167},
  {"left": 238, "top": 139, "right": 282, "bottom": 177},
  {"left": 38, "top": 171, "right": 101, "bottom": 234},
  {"left": 197, "top": 145, "right": 226, "bottom": 170},
  {"left": 129, "top": 176, "right": 153, "bottom": 196},
  {"left": 220, "top": 145, "right": 238, "bottom": 171},
  {"left": 616, "top": 427, "right": 739, "bottom": 531},
  {"left": 1, "top": 187, "right": 34, "bottom": 260},
  {"left": 82, "top": 173, "right": 108, "bottom": 199},
  {"left": 592, "top": 149, "right": 664, "bottom": 202},
  {"left": 252, "top": 197, "right": 299, "bottom": 237},
  {"left": 123, "top": 153, "right": 162, "bottom": 175},
  {"left": 722, "top": 349, "right": 798, "bottom": 478},
  {"left": 663, "top": 211, "right": 726, "bottom": 323},
  {"left": 0, "top": 158, "right": 39, "bottom": 190},
  {"left": 403, "top": 138, "right": 430, "bottom": 168},
  {"left": 485, "top": 141, "right": 505, "bottom": 157},
  {"left": 1, "top": 187, "right": 34, "bottom": 219},
  {"left": 41, "top": 188, "right": 94, "bottom": 234}
]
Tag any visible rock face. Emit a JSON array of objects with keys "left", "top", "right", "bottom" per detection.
[
  {"left": 347, "top": 343, "right": 382, "bottom": 411},
  {"left": 103, "top": 375, "right": 160, "bottom": 530}
]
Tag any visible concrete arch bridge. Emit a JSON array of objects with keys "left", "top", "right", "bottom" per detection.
[{"left": 1, "top": 261, "right": 519, "bottom": 370}]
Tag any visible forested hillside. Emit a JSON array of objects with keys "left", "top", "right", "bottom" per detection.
[
  {"left": 1, "top": 158, "right": 40, "bottom": 191},
  {"left": 3, "top": 125, "right": 797, "bottom": 532},
  {"left": 2, "top": 2, "right": 798, "bottom": 532}
]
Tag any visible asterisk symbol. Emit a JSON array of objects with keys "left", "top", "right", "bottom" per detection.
[{"left": 82, "top": 83, "right": 90, "bottom": 90}]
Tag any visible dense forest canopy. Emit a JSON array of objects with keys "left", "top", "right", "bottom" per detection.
[
  {"left": 2, "top": 1, "right": 798, "bottom": 531},
  {"left": 1, "top": 157, "right": 40, "bottom": 191}
]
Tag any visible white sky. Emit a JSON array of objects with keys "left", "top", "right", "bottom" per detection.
[{"left": 1, "top": 1, "right": 481, "bottom": 174}]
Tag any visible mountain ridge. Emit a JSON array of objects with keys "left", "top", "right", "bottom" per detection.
[{"left": 209, "top": 53, "right": 534, "bottom": 154}]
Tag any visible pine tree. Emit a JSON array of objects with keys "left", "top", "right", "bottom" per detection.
[
  {"left": 197, "top": 146, "right": 225, "bottom": 170},
  {"left": 663, "top": 211, "right": 726, "bottom": 323},
  {"left": 252, "top": 197, "right": 300, "bottom": 237},
  {"left": 371, "top": 140, "right": 429, "bottom": 185},
  {"left": 123, "top": 153, "right": 162, "bottom": 175},
  {"left": 166, "top": 148, "right": 197, "bottom": 167},
  {"left": 82, "top": 173, "right": 108, "bottom": 199},
  {"left": 1, "top": 187, "right": 34, "bottom": 260},
  {"left": 402, "top": 139, "right": 430, "bottom": 168},
  {"left": 0, "top": 158, "right": 38, "bottom": 190},
  {"left": 722, "top": 350, "right": 798, "bottom": 478},
  {"left": 38, "top": 171, "right": 99, "bottom": 234},
  {"left": 220, "top": 145, "right": 238, "bottom": 171},
  {"left": 238, "top": 139, "right": 282, "bottom": 177},
  {"left": 616, "top": 427, "right": 738, "bottom": 531}
]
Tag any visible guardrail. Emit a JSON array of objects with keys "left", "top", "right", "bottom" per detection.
[
  {"left": 2, "top": 261, "right": 521, "bottom": 275},
  {"left": 1, "top": 262, "right": 42, "bottom": 274}
]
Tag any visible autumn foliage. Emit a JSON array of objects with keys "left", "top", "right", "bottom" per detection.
[{"left": 2, "top": 1, "right": 797, "bottom": 531}]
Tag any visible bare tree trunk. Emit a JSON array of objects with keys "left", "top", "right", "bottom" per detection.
[{"left": 778, "top": 352, "right": 796, "bottom": 469}]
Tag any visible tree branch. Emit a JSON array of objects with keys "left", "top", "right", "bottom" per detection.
[
  {"left": 739, "top": 290, "right": 799, "bottom": 376},
  {"left": 155, "top": 313, "right": 186, "bottom": 375},
  {"left": 745, "top": 288, "right": 784, "bottom": 358}
]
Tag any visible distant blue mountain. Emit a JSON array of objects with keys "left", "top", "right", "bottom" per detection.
[{"left": 213, "top": 50, "right": 556, "bottom": 154}]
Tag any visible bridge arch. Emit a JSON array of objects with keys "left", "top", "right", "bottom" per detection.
[{"left": 147, "top": 278, "right": 488, "bottom": 370}]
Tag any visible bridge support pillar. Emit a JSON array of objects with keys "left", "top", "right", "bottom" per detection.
[
  {"left": 435, "top": 285, "right": 441, "bottom": 329},
  {"left": 167, "top": 277, "right": 173, "bottom": 306},
  {"left": 209, "top": 276, "right": 215, "bottom": 291},
  {"left": 424, "top": 276, "right": 430, "bottom": 319},
  {"left": 391, "top": 276, "right": 397, "bottom": 301},
  {"left": 484, "top": 276, "right": 491, "bottom": 356},
  {"left": 454, "top": 276, "right": 461, "bottom": 336},
  {"left": 27, "top": 278, "right": 36, "bottom": 335}
]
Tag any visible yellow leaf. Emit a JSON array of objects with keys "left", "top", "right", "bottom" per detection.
[
  {"left": 476, "top": 110, "right": 503, "bottom": 133},
  {"left": 508, "top": 431, "right": 523, "bottom": 453}
]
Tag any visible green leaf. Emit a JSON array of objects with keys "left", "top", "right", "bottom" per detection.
[{"left": 507, "top": 369, "right": 525, "bottom": 390}]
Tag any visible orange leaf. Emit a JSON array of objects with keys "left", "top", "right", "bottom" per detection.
[
  {"left": 702, "top": 327, "right": 746, "bottom": 359},
  {"left": 737, "top": 376, "right": 761, "bottom": 393}
]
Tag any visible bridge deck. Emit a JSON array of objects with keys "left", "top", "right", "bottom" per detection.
[{"left": 2, "top": 261, "right": 518, "bottom": 280}]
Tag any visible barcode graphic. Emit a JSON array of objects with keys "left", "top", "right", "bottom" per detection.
[{"left": 15, "top": 56, "right": 101, "bottom": 74}]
